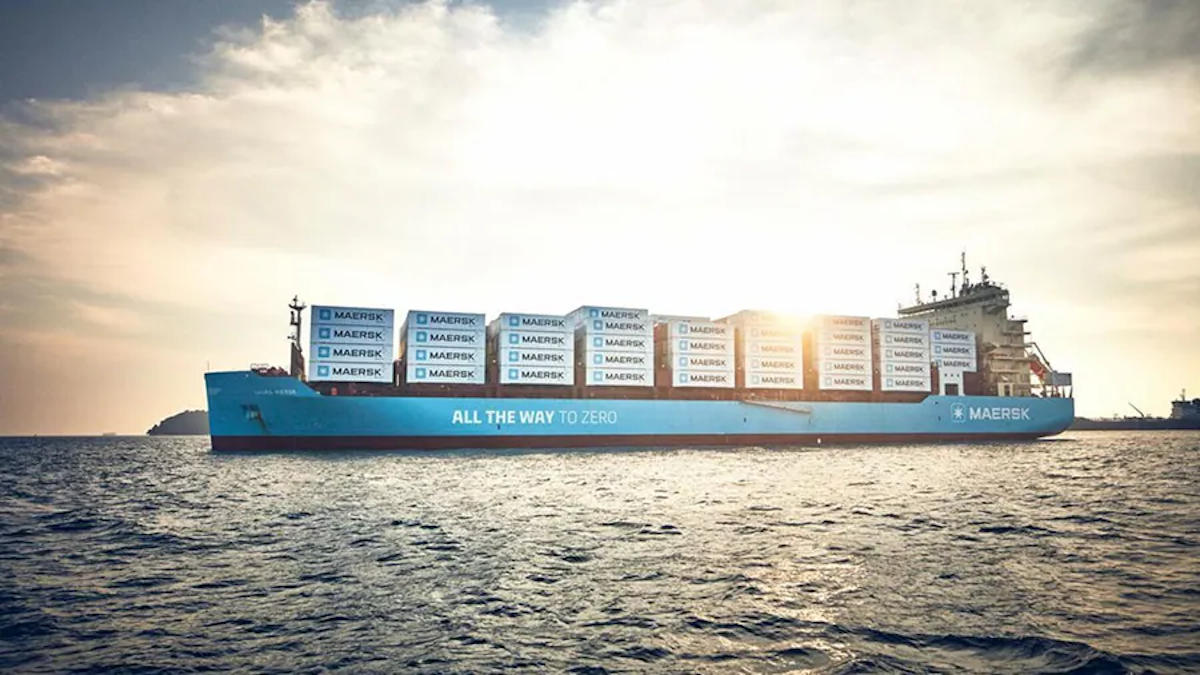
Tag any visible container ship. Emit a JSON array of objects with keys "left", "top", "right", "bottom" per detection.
[{"left": 204, "top": 258, "right": 1075, "bottom": 451}]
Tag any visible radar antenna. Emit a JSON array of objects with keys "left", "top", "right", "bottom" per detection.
[
  {"left": 948, "top": 270, "right": 958, "bottom": 298},
  {"left": 960, "top": 251, "right": 970, "bottom": 293},
  {"left": 915, "top": 284, "right": 921, "bottom": 304}
]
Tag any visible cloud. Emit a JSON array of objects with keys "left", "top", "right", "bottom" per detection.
[{"left": 1, "top": 0, "right": 1199, "bottom": 430}]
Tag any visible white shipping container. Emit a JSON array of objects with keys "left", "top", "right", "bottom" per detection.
[
  {"left": 405, "top": 327, "right": 485, "bottom": 348},
  {"left": 584, "top": 334, "right": 653, "bottom": 353},
  {"left": 669, "top": 337, "right": 735, "bottom": 356},
  {"left": 674, "top": 354, "right": 734, "bottom": 371},
  {"left": 585, "top": 366, "right": 654, "bottom": 387},
  {"left": 405, "top": 364, "right": 486, "bottom": 384},
  {"left": 746, "top": 355, "right": 803, "bottom": 372},
  {"left": 931, "top": 329, "right": 975, "bottom": 344},
  {"left": 722, "top": 310, "right": 803, "bottom": 327},
  {"left": 666, "top": 321, "right": 733, "bottom": 340},
  {"left": 407, "top": 345, "right": 484, "bottom": 367},
  {"left": 872, "top": 318, "right": 929, "bottom": 335},
  {"left": 312, "top": 343, "right": 394, "bottom": 364},
  {"left": 744, "top": 325, "right": 804, "bottom": 341},
  {"left": 673, "top": 370, "right": 735, "bottom": 388},
  {"left": 818, "top": 373, "right": 873, "bottom": 391},
  {"left": 881, "top": 376, "right": 932, "bottom": 393},
  {"left": 312, "top": 324, "right": 393, "bottom": 346},
  {"left": 406, "top": 310, "right": 486, "bottom": 332},
  {"left": 499, "top": 365, "right": 574, "bottom": 385},
  {"left": 569, "top": 306, "right": 649, "bottom": 327},
  {"left": 933, "top": 343, "right": 976, "bottom": 358},
  {"left": 579, "top": 316, "right": 654, "bottom": 336},
  {"left": 501, "top": 330, "right": 573, "bottom": 350},
  {"left": 309, "top": 360, "right": 392, "bottom": 383},
  {"left": 818, "top": 343, "right": 872, "bottom": 361},
  {"left": 745, "top": 340, "right": 803, "bottom": 357},
  {"left": 934, "top": 356, "right": 976, "bottom": 371},
  {"left": 816, "top": 359, "right": 873, "bottom": 376},
  {"left": 875, "top": 332, "right": 930, "bottom": 348},
  {"left": 812, "top": 315, "right": 872, "bottom": 334},
  {"left": 881, "top": 361, "right": 931, "bottom": 377},
  {"left": 500, "top": 348, "right": 574, "bottom": 367},
  {"left": 745, "top": 370, "right": 804, "bottom": 389},
  {"left": 311, "top": 306, "right": 395, "bottom": 328},
  {"left": 494, "top": 313, "right": 571, "bottom": 334},
  {"left": 813, "top": 330, "right": 871, "bottom": 346},
  {"left": 590, "top": 351, "right": 653, "bottom": 368},
  {"left": 881, "top": 347, "right": 931, "bottom": 363}
]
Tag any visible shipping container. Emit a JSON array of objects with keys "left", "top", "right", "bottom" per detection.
[
  {"left": 666, "top": 321, "right": 733, "bottom": 340},
  {"left": 568, "top": 305, "right": 650, "bottom": 328},
  {"left": 584, "top": 367, "right": 654, "bottom": 387},
  {"left": 745, "top": 340, "right": 802, "bottom": 356},
  {"left": 813, "top": 330, "right": 872, "bottom": 346},
  {"left": 811, "top": 314, "right": 872, "bottom": 333},
  {"left": 934, "top": 356, "right": 976, "bottom": 371},
  {"left": 674, "top": 354, "right": 735, "bottom": 371},
  {"left": 744, "top": 370, "right": 805, "bottom": 390},
  {"left": 404, "top": 364, "right": 486, "bottom": 385},
  {"left": 669, "top": 337, "right": 735, "bottom": 356},
  {"left": 500, "top": 330, "right": 573, "bottom": 350},
  {"left": 404, "top": 327, "right": 486, "bottom": 348},
  {"left": 310, "top": 360, "right": 393, "bottom": 383},
  {"left": 748, "top": 355, "right": 803, "bottom": 372},
  {"left": 880, "top": 376, "right": 933, "bottom": 393},
  {"left": 404, "top": 310, "right": 486, "bottom": 332},
  {"left": 589, "top": 351, "right": 653, "bottom": 368},
  {"left": 311, "top": 306, "right": 395, "bottom": 329},
  {"left": 880, "top": 347, "right": 931, "bottom": 363},
  {"left": 406, "top": 345, "right": 484, "bottom": 367},
  {"left": 817, "top": 343, "right": 871, "bottom": 361},
  {"left": 816, "top": 359, "right": 872, "bottom": 376},
  {"left": 874, "top": 332, "right": 930, "bottom": 348},
  {"left": 313, "top": 324, "right": 394, "bottom": 346},
  {"left": 582, "top": 334, "right": 654, "bottom": 353},
  {"left": 880, "top": 361, "right": 931, "bottom": 377},
  {"left": 311, "top": 343, "right": 394, "bottom": 364},
  {"left": 872, "top": 317, "right": 929, "bottom": 335},
  {"left": 500, "top": 349, "right": 573, "bottom": 367},
  {"left": 817, "top": 373, "right": 872, "bottom": 391},
  {"left": 498, "top": 365, "right": 574, "bottom": 386},
  {"left": 490, "top": 313, "right": 571, "bottom": 335},
  {"left": 930, "top": 329, "right": 975, "bottom": 344},
  {"left": 932, "top": 343, "right": 976, "bottom": 358},
  {"left": 673, "top": 370, "right": 735, "bottom": 388}
]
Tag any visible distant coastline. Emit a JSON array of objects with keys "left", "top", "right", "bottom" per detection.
[{"left": 147, "top": 410, "right": 209, "bottom": 436}]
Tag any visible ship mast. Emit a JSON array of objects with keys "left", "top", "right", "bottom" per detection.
[{"left": 288, "top": 295, "right": 307, "bottom": 379}]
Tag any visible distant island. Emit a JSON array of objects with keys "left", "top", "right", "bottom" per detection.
[{"left": 147, "top": 410, "right": 209, "bottom": 435}]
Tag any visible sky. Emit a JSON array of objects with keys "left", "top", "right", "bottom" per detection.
[{"left": 1, "top": 0, "right": 1198, "bottom": 434}]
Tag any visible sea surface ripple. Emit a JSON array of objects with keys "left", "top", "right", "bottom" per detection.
[{"left": 1, "top": 431, "right": 1197, "bottom": 674}]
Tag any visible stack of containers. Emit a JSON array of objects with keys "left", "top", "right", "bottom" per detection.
[
  {"left": 871, "top": 318, "right": 933, "bottom": 393},
  {"left": 569, "top": 305, "right": 654, "bottom": 387},
  {"left": 489, "top": 313, "right": 574, "bottom": 385},
  {"left": 308, "top": 305, "right": 395, "bottom": 383},
  {"left": 400, "top": 310, "right": 486, "bottom": 384},
  {"left": 723, "top": 310, "right": 805, "bottom": 390},
  {"left": 930, "top": 328, "right": 977, "bottom": 395},
  {"left": 661, "top": 319, "right": 735, "bottom": 388},
  {"left": 812, "top": 315, "right": 874, "bottom": 391}
]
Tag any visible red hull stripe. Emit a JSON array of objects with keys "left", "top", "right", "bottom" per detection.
[{"left": 210, "top": 432, "right": 1050, "bottom": 452}]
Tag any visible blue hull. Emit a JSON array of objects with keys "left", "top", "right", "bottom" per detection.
[{"left": 204, "top": 371, "right": 1075, "bottom": 451}]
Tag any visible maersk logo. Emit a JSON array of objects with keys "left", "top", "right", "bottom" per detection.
[
  {"left": 593, "top": 337, "right": 603, "bottom": 348},
  {"left": 678, "top": 356, "right": 688, "bottom": 368},
  {"left": 416, "top": 330, "right": 428, "bottom": 343},
  {"left": 678, "top": 339, "right": 688, "bottom": 351},
  {"left": 317, "top": 346, "right": 331, "bottom": 358},
  {"left": 318, "top": 327, "right": 331, "bottom": 340},
  {"left": 317, "top": 365, "right": 330, "bottom": 377},
  {"left": 415, "top": 349, "right": 428, "bottom": 361},
  {"left": 951, "top": 403, "right": 966, "bottom": 423},
  {"left": 589, "top": 309, "right": 599, "bottom": 318},
  {"left": 592, "top": 371, "right": 604, "bottom": 383},
  {"left": 680, "top": 373, "right": 689, "bottom": 383},
  {"left": 509, "top": 334, "right": 520, "bottom": 345},
  {"left": 970, "top": 406, "right": 1031, "bottom": 421},
  {"left": 593, "top": 354, "right": 603, "bottom": 365},
  {"left": 416, "top": 314, "right": 429, "bottom": 325},
  {"left": 508, "top": 368, "right": 519, "bottom": 379},
  {"left": 509, "top": 316, "right": 520, "bottom": 327},
  {"left": 415, "top": 367, "right": 427, "bottom": 378},
  {"left": 319, "top": 309, "right": 332, "bottom": 321}
]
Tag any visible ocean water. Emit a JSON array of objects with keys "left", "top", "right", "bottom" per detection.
[{"left": 1, "top": 432, "right": 1197, "bottom": 674}]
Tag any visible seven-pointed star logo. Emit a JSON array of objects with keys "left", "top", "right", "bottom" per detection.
[{"left": 950, "top": 403, "right": 966, "bottom": 423}]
